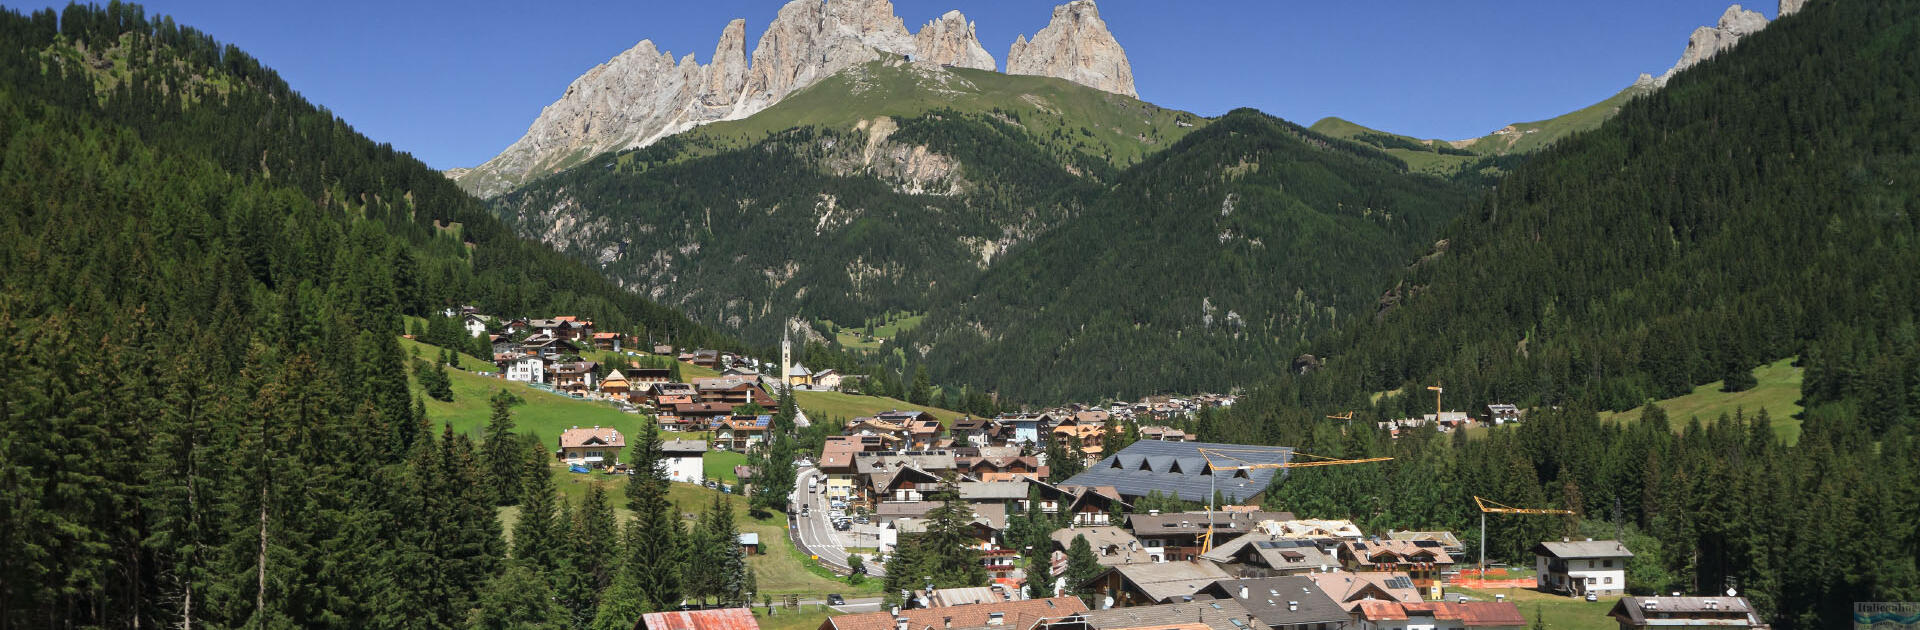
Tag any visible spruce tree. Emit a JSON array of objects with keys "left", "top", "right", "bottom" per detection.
[
  {"left": 470, "top": 562, "right": 566, "bottom": 630},
  {"left": 482, "top": 389, "right": 524, "bottom": 505},
  {"left": 514, "top": 442, "right": 562, "bottom": 573},
  {"left": 1065, "top": 534, "right": 1102, "bottom": 606}
]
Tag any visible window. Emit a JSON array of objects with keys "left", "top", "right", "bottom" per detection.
[
  {"left": 1605, "top": 577, "right": 1614, "bottom": 584},
  {"left": 1586, "top": 577, "right": 1596, "bottom": 585},
  {"left": 1604, "top": 559, "right": 1614, "bottom": 568}
]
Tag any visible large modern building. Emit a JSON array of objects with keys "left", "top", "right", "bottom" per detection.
[{"left": 1060, "top": 441, "right": 1294, "bottom": 504}]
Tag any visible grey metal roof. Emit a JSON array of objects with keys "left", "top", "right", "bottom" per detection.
[
  {"left": 1198, "top": 577, "right": 1348, "bottom": 626},
  {"left": 1078, "top": 599, "right": 1262, "bottom": 630},
  {"left": 1532, "top": 540, "right": 1633, "bottom": 559},
  {"left": 1061, "top": 441, "right": 1294, "bottom": 503}
]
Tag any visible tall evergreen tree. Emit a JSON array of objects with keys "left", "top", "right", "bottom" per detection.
[{"left": 482, "top": 389, "right": 524, "bottom": 505}]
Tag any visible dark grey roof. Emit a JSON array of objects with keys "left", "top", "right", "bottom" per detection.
[
  {"left": 1062, "top": 441, "right": 1294, "bottom": 503},
  {"left": 1609, "top": 597, "right": 1760, "bottom": 626},
  {"left": 1078, "top": 599, "right": 1262, "bottom": 630},
  {"left": 1197, "top": 577, "right": 1348, "bottom": 626}
]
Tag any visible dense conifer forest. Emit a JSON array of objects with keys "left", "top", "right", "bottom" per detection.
[
  {"left": 0, "top": 3, "right": 741, "bottom": 627},
  {"left": 1186, "top": 1, "right": 1920, "bottom": 626}
]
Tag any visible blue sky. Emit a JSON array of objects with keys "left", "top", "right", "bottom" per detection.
[{"left": 8, "top": 0, "right": 1773, "bottom": 170}]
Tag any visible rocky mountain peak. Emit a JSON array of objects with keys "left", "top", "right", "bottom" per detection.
[
  {"left": 451, "top": 0, "right": 1139, "bottom": 197},
  {"left": 1653, "top": 4, "right": 1769, "bottom": 87},
  {"left": 1006, "top": 0, "right": 1137, "bottom": 97},
  {"left": 913, "top": 10, "right": 996, "bottom": 71},
  {"left": 1780, "top": 0, "right": 1808, "bottom": 16}
]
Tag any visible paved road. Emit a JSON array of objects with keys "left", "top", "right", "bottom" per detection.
[{"left": 789, "top": 467, "right": 888, "bottom": 578}]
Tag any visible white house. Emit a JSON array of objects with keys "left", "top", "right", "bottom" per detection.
[
  {"left": 506, "top": 355, "right": 548, "bottom": 384},
  {"left": 463, "top": 314, "right": 493, "bottom": 338},
  {"left": 661, "top": 439, "right": 707, "bottom": 484},
  {"left": 1532, "top": 539, "right": 1632, "bottom": 597}
]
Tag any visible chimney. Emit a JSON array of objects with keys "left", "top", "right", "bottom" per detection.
[
  {"left": 897, "top": 618, "right": 909, "bottom": 630},
  {"left": 1287, "top": 601, "right": 1297, "bottom": 612},
  {"left": 1239, "top": 586, "right": 1249, "bottom": 599},
  {"left": 944, "top": 617, "right": 953, "bottom": 629},
  {"left": 1495, "top": 595, "right": 1505, "bottom": 602}
]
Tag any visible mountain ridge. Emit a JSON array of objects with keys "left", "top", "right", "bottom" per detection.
[{"left": 452, "top": 0, "right": 1136, "bottom": 198}]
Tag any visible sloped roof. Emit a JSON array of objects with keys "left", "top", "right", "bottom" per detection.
[
  {"left": 824, "top": 597, "right": 1086, "bottom": 630},
  {"left": 1363, "top": 602, "right": 1526, "bottom": 627},
  {"left": 1061, "top": 441, "right": 1292, "bottom": 503},
  {"left": 642, "top": 608, "right": 758, "bottom": 630},
  {"left": 1198, "top": 576, "right": 1346, "bottom": 626},
  {"left": 1532, "top": 540, "right": 1632, "bottom": 559},
  {"left": 662, "top": 439, "right": 707, "bottom": 454},
  {"left": 1608, "top": 596, "right": 1760, "bottom": 625},
  {"left": 1306, "top": 572, "right": 1422, "bottom": 611},
  {"left": 1102, "top": 562, "right": 1234, "bottom": 603},
  {"left": 559, "top": 426, "right": 624, "bottom": 449},
  {"left": 1078, "top": 599, "right": 1260, "bottom": 630}
]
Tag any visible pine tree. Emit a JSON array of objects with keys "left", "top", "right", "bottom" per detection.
[
  {"left": 513, "top": 442, "right": 562, "bottom": 572},
  {"left": 1065, "top": 534, "right": 1101, "bottom": 606},
  {"left": 470, "top": 562, "right": 566, "bottom": 630},
  {"left": 482, "top": 389, "right": 524, "bottom": 505},
  {"left": 910, "top": 365, "right": 932, "bottom": 405}
]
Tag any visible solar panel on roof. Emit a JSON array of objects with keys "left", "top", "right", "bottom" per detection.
[{"left": 1384, "top": 577, "right": 1415, "bottom": 590}]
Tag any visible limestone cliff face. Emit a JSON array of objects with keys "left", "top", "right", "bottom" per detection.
[
  {"left": 913, "top": 11, "right": 995, "bottom": 70},
  {"left": 452, "top": 0, "right": 1132, "bottom": 197},
  {"left": 1654, "top": 4, "right": 1769, "bottom": 87},
  {"left": 1005, "top": 0, "right": 1136, "bottom": 97},
  {"left": 1780, "top": 0, "right": 1808, "bottom": 16}
]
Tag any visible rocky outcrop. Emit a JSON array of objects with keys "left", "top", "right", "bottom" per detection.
[
  {"left": 913, "top": 11, "right": 995, "bottom": 70},
  {"left": 1780, "top": 0, "right": 1808, "bottom": 16},
  {"left": 1006, "top": 0, "right": 1136, "bottom": 97},
  {"left": 1654, "top": 4, "right": 1769, "bottom": 87},
  {"left": 452, "top": 0, "right": 1133, "bottom": 197}
]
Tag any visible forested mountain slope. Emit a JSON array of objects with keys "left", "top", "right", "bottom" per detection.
[
  {"left": 0, "top": 4, "right": 729, "bottom": 627},
  {"left": 1280, "top": 0, "right": 1920, "bottom": 425},
  {"left": 901, "top": 109, "right": 1473, "bottom": 402},
  {"left": 493, "top": 60, "right": 1202, "bottom": 342},
  {"left": 1200, "top": 3, "right": 1919, "bottom": 626}
]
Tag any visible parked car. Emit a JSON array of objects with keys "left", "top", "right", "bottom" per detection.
[
  {"left": 829, "top": 499, "right": 847, "bottom": 509},
  {"left": 801, "top": 505, "right": 809, "bottom": 517},
  {"left": 854, "top": 515, "right": 869, "bottom": 524},
  {"left": 826, "top": 594, "right": 845, "bottom": 606}
]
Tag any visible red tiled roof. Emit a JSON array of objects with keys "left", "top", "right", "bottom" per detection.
[
  {"left": 559, "top": 426, "right": 624, "bottom": 449},
  {"left": 825, "top": 597, "right": 1086, "bottom": 630},
  {"left": 1357, "top": 600, "right": 1407, "bottom": 621},
  {"left": 642, "top": 608, "right": 758, "bottom": 630},
  {"left": 1362, "top": 602, "right": 1526, "bottom": 627}
]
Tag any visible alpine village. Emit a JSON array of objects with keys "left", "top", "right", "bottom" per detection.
[{"left": 1, "top": 1, "right": 1915, "bottom": 629}]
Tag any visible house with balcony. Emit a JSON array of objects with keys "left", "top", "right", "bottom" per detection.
[
  {"left": 558, "top": 426, "right": 624, "bottom": 469},
  {"left": 1531, "top": 539, "right": 1632, "bottom": 598}
]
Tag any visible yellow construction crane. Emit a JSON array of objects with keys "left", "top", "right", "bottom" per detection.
[
  {"left": 1473, "top": 496, "right": 1576, "bottom": 580},
  {"left": 1326, "top": 411, "right": 1354, "bottom": 435},
  {"left": 1194, "top": 448, "right": 1393, "bottom": 553},
  {"left": 1426, "top": 384, "right": 1445, "bottom": 419}
]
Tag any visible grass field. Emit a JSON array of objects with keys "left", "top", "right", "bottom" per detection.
[
  {"left": 1599, "top": 358, "right": 1804, "bottom": 444},
  {"left": 1452, "top": 587, "right": 1617, "bottom": 630},
  {"left": 752, "top": 607, "right": 835, "bottom": 630},
  {"left": 401, "top": 337, "right": 647, "bottom": 448},
  {"left": 794, "top": 390, "right": 966, "bottom": 426},
  {"left": 827, "top": 312, "right": 926, "bottom": 351},
  {"left": 504, "top": 468, "right": 875, "bottom": 596}
]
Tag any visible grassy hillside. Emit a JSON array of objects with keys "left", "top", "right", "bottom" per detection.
[
  {"left": 794, "top": 390, "right": 966, "bottom": 425},
  {"left": 502, "top": 474, "right": 878, "bottom": 596},
  {"left": 401, "top": 337, "right": 645, "bottom": 445},
  {"left": 1600, "top": 358, "right": 1804, "bottom": 444},
  {"left": 1309, "top": 84, "right": 1651, "bottom": 177},
  {"left": 691, "top": 60, "right": 1207, "bottom": 171},
  {"left": 1457, "top": 85, "right": 1650, "bottom": 155}
]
